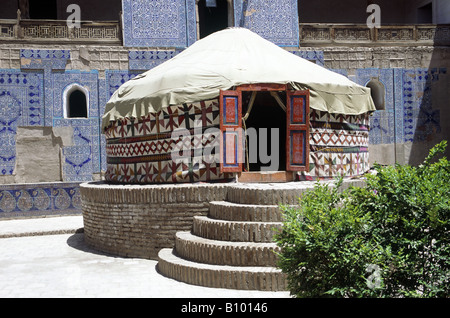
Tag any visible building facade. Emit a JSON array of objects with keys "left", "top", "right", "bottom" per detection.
[{"left": 0, "top": 0, "right": 449, "bottom": 215}]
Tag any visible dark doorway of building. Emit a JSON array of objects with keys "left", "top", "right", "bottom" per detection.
[
  {"left": 29, "top": 0, "right": 57, "bottom": 20},
  {"left": 198, "top": 0, "right": 229, "bottom": 38},
  {"left": 417, "top": 2, "right": 433, "bottom": 24},
  {"left": 242, "top": 91, "right": 287, "bottom": 172},
  {"left": 68, "top": 90, "right": 88, "bottom": 118}
]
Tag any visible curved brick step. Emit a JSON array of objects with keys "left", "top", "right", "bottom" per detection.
[
  {"left": 175, "top": 231, "right": 280, "bottom": 267},
  {"left": 226, "top": 179, "right": 367, "bottom": 205},
  {"left": 226, "top": 183, "right": 313, "bottom": 205},
  {"left": 157, "top": 248, "right": 287, "bottom": 291},
  {"left": 209, "top": 201, "right": 284, "bottom": 222},
  {"left": 192, "top": 216, "right": 283, "bottom": 243}
]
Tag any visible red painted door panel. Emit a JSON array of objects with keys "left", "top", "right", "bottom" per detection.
[
  {"left": 286, "top": 90, "right": 310, "bottom": 171},
  {"left": 219, "top": 90, "right": 243, "bottom": 173}
]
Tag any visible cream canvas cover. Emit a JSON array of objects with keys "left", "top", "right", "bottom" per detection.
[{"left": 102, "top": 28, "right": 375, "bottom": 130}]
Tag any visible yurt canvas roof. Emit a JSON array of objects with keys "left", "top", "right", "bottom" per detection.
[{"left": 102, "top": 28, "right": 375, "bottom": 130}]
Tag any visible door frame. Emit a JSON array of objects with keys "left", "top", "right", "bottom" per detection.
[{"left": 219, "top": 83, "right": 310, "bottom": 174}]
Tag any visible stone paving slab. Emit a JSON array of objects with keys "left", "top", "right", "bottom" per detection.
[
  {"left": 0, "top": 216, "right": 291, "bottom": 298},
  {"left": 0, "top": 215, "right": 84, "bottom": 238}
]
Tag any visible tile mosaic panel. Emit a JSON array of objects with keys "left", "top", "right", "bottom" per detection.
[
  {"left": 20, "top": 49, "right": 70, "bottom": 71},
  {"left": 353, "top": 67, "right": 445, "bottom": 145},
  {"left": 128, "top": 50, "right": 181, "bottom": 71},
  {"left": 104, "top": 70, "right": 141, "bottom": 101},
  {"left": 402, "top": 68, "right": 445, "bottom": 143},
  {"left": 289, "top": 50, "right": 324, "bottom": 66},
  {"left": 122, "top": 0, "right": 197, "bottom": 48},
  {"left": 51, "top": 70, "right": 99, "bottom": 119},
  {"left": 54, "top": 118, "right": 100, "bottom": 182},
  {"left": 48, "top": 70, "right": 101, "bottom": 182},
  {"left": 0, "top": 182, "right": 81, "bottom": 218},
  {"left": 393, "top": 68, "right": 404, "bottom": 144},
  {"left": 355, "top": 68, "right": 395, "bottom": 145},
  {"left": 20, "top": 49, "right": 71, "bottom": 126},
  {"left": 234, "top": 0, "right": 299, "bottom": 46},
  {"left": 0, "top": 69, "right": 44, "bottom": 175}
]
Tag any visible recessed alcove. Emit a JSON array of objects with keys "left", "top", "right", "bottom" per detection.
[
  {"left": 63, "top": 83, "right": 89, "bottom": 118},
  {"left": 366, "top": 78, "right": 386, "bottom": 111}
]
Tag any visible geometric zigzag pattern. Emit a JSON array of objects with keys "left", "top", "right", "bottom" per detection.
[
  {"left": 104, "top": 99, "right": 232, "bottom": 184},
  {"left": 306, "top": 109, "right": 371, "bottom": 179},
  {"left": 105, "top": 101, "right": 371, "bottom": 183}
]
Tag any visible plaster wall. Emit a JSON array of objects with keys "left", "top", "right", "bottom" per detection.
[{"left": 14, "top": 126, "right": 67, "bottom": 183}]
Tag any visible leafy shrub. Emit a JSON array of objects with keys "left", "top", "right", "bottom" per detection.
[{"left": 275, "top": 141, "right": 449, "bottom": 297}]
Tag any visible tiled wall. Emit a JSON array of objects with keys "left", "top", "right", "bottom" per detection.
[
  {"left": 353, "top": 67, "right": 446, "bottom": 146},
  {"left": 0, "top": 70, "right": 44, "bottom": 176},
  {"left": 0, "top": 48, "right": 447, "bottom": 182},
  {"left": 121, "top": 0, "right": 299, "bottom": 47},
  {"left": 0, "top": 182, "right": 81, "bottom": 218},
  {"left": 401, "top": 68, "right": 445, "bottom": 143},
  {"left": 234, "top": 0, "right": 299, "bottom": 46},
  {"left": 121, "top": 0, "right": 197, "bottom": 48}
]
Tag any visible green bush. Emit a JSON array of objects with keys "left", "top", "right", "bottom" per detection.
[{"left": 275, "top": 141, "right": 449, "bottom": 298}]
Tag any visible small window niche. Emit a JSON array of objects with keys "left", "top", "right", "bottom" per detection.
[
  {"left": 63, "top": 83, "right": 89, "bottom": 118},
  {"left": 366, "top": 78, "right": 385, "bottom": 111}
]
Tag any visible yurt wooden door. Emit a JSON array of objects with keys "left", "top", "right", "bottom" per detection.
[
  {"left": 286, "top": 90, "right": 310, "bottom": 171},
  {"left": 219, "top": 90, "right": 243, "bottom": 173},
  {"left": 219, "top": 86, "right": 309, "bottom": 174}
]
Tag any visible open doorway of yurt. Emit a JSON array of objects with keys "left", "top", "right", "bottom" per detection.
[{"left": 241, "top": 90, "right": 287, "bottom": 172}]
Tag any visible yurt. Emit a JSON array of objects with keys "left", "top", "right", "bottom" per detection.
[{"left": 102, "top": 28, "right": 375, "bottom": 184}]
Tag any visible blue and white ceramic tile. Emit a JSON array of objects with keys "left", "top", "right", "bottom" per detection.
[
  {"left": 290, "top": 50, "right": 324, "bottom": 66},
  {"left": 234, "top": 0, "right": 299, "bottom": 46},
  {"left": 355, "top": 68, "right": 395, "bottom": 145},
  {"left": 0, "top": 69, "right": 44, "bottom": 175},
  {"left": 122, "top": 0, "right": 197, "bottom": 48},
  {"left": 128, "top": 50, "right": 181, "bottom": 71},
  {"left": 0, "top": 182, "right": 81, "bottom": 218}
]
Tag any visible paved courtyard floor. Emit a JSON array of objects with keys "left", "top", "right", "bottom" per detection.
[{"left": 0, "top": 216, "right": 291, "bottom": 298}]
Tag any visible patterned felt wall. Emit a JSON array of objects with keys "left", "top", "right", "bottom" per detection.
[
  {"left": 104, "top": 99, "right": 231, "bottom": 183},
  {"left": 104, "top": 98, "right": 371, "bottom": 183},
  {"left": 307, "top": 109, "right": 370, "bottom": 179}
]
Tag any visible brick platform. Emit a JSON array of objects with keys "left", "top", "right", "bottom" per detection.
[
  {"left": 81, "top": 178, "right": 366, "bottom": 290},
  {"left": 80, "top": 181, "right": 230, "bottom": 259}
]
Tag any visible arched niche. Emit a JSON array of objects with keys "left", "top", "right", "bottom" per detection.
[
  {"left": 63, "top": 83, "right": 89, "bottom": 118},
  {"left": 366, "top": 78, "right": 385, "bottom": 111}
]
